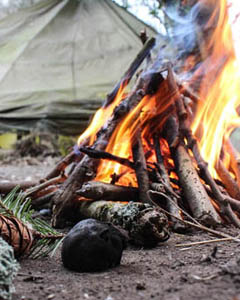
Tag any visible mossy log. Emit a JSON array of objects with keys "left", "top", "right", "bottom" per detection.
[{"left": 77, "top": 201, "right": 170, "bottom": 247}]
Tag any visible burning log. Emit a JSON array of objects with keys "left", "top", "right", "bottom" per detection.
[
  {"left": 225, "top": 139, "right": 240, "bottom": 186},
  {"left": 76, "top": 181, "right": 138, "bottom": 202},
  {"left": 76, "top": 200, "right": 169, "bottom": 247},
  {"left": 131, "top": 129, "right": 152, "bottom": 205},
  {"left": 51, "top": 68, "right": 166, "bottom": 228},
  {"left": 215, "top": 160, "right": 240, "bottom": 201},
  {"left": 105, "top": 37, "right": 156, "bottom": 107},
  {"left": 153, "top": 135, "right": 185, "bottom": 231},
  {"left": 80, "top": 147, "right": 135, "bottom": 170}
]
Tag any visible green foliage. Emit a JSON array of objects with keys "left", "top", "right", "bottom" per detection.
[{"left": 0, "top": 187, "right": 64, "bottom": 259}]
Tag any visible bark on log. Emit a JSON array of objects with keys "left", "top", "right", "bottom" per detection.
[
  {"left": 52, "top": 71, "right": 165, "bottom": 228},
  {"left": 174, "top": 144, "right": 221, "bottom": 225},
  {"left": 216, "top": 160, "right": 240, "bottom": 201},
  {"left": 77, "top": 200, "right": 169, "bottom": 247},
  {"left": 153, "top": 135, "right": 185, "bottom": 232},
  {"left": 76, "top": 181, "right": 139, "bottom": 202},
  {"left": 132, "top": 130, "right": 152, "bottom": 204},
  {"left": 0, "top": 181, "right": 38, "bottom": 194},
  {"left": 225, "top": 139, "right": 240, "bottom": 186}
]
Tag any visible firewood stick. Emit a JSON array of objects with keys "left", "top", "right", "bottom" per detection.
[
  {"left": 184, "top": 128, "right": 240, "bottom": 227},
  {"left": 132, "top": 129, "right": 152, "bottom": 205},
  {"left": 44, "top": 151, "right": 77, "bottom": 181},
  {"left": 51, "top": 70, "right": 165, "bottom": 228},
  {"left": 205, "top": 184, "right": 240, "bottom": 214},
  {"left": 215, "top": 160, "right": 240, "bottom": 200},
  {"left": 153, "top": 135, "right": 185, "bottom": 231},
  {"left": 148, "top": 190, "right": 240, "bottom": 241},
  {"left": 163, "top": 103, "right": 220, "bottom": 225},
  {"left": 174, "top": 144, "right": 221, "bottom": 225},
  {"left": 176, "top": 237, "right": 240, "bottom": 247},
  {"left": 79, "top": 147, "right": 135, "bottom": 170},
  {"left": 170, "top": 67, "right": 240, "bottom": 227},
  {"left": 76, "top": 181, "right": 139, "bottom": 202},
  {"left": 104, "top": 37, "right": 156, "bottom": 107},
  {"left": 24, "top": 175, "right": 65, "bottom": 198},
  {"left": 31, "top": 191, "right": 57, "bottom": 209},
  {"left": 0, "top": 180, "right": 38, "bottom": 194},
  {"left": 77, "top": 200, "right": 169, "bottom": 247},
  {"left": 225, "top": 139, "right": 240, "bottom": 186}
]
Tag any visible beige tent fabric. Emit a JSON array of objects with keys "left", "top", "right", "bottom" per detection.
[{"left": 0, "top": 0, "right": 156, "bottom": 134}]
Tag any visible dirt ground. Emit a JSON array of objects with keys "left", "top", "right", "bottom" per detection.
[{"left": 1, "top": 152, "right": 240, "bottom": 300}]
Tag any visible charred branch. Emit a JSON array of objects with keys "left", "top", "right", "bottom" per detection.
[
  {"left": 153, "top": 135, "right": 185, "bottom": 231},
  {"left": 79, "top": 147, "right": 135, "bottom": 170},
  {"left": 104, "top": 37, "right": 156, "bottom": 107},
  {"left": 52, "top": 70, "right": 165, "bottom": 228},
  {"left": 215, "top": 160, "right": 240, "bottom": 201},
  {"left": 225, "top": 139, "right": 240, "bottom": 186},
  {"left": 132, "top": 130, "right": 152, "bottom": 205}
]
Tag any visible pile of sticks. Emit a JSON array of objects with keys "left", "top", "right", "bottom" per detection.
[{"left": 2, "top": 36, "right": 240, "bottom": 242}]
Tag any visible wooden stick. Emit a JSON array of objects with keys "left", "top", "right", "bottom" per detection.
[
  {"left": 174, "top": 144, "right": 221, "bottom": 225},
  {"left": 79, "top": 147, "right": 135, "bottom": 170},
  {"left": 153, "top": 134, "right": 185, "bottom": 231},
  {"left": 156, "top": 205, "right": 240, "bottom": 242},
  {"left": 0, "top": 180, "right": 38, "bottom": 194},
  {"left": 76, "top": 181, "right": 139, "bottom": 202},
  {"left": 215, "top": 160, "right": 240, "bottom": 201},
  {"left": 51, "top": 71, "right": 165, "bottom": 228},
  {"left": 187, "top": 136, "right": 240, "bottom": 227},
  {"left": 24, "top": 175, "right": 66, "bottom": 198},
  {"left": 171, "top": 68, "right": 240, "bottom": 228},
  {"left": 225, "top": 139, "right": 240, "bottom": 186},
  {"left": 132, "top": 129, "right": 152, "bottom": 205},
  {"left": 176, "top": 237, "right": 240, "bottom": 248},
  {"left": 44, "top": 151, "right": 77, "bottom": 181},
  {"left": 104, "top": 37, "right": 156, "bottom": 107}
]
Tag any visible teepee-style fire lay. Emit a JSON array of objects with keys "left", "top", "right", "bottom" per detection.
[{"left": 3, "top": 0, "right": 240, "bottom": 247}]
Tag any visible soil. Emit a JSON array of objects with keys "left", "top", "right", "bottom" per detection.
[{"left": 1, "top": 151, "right": 240, "bottom": 300}]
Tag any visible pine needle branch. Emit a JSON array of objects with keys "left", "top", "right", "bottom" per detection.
[{"left": 0, "top": 187, "right": 65, "bottom": 258}]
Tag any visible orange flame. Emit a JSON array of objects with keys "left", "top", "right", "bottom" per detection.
[
  {"left": 77, "top": 83, "right": 126, "bottom": 146},
  {"left": 190, "top": 0, "right": 240, "bottom": 176},
  {"left": 95, "top": 76, "right": 176, "bottom": 186}
]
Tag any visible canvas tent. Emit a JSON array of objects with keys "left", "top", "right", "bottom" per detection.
[{"left": 0, "top": 0, "right": 157, "bottom": 135}]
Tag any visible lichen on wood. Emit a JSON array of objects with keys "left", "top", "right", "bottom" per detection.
[{"left": 78, "top": 201, "right": 170, "bottom": 247}]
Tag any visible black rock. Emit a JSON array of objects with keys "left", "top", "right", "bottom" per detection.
[{"left": 61, "top": 219, "right": 127, "bottom": 272}]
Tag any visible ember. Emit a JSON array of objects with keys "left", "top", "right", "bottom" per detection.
[{"left": 10, "top": 0, "right": 240, "bottom": 242}]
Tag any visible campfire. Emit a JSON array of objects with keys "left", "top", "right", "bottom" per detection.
[{"left": 3, "top": 0, "right": 240, "bottom": 246}]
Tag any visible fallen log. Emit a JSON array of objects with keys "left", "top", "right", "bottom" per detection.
[
  {"left": 76, "top": 181, "right": 139, "bottom": 202},
  {"left": 77, "top": 200, "right": 169, "bottom": 247}
]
